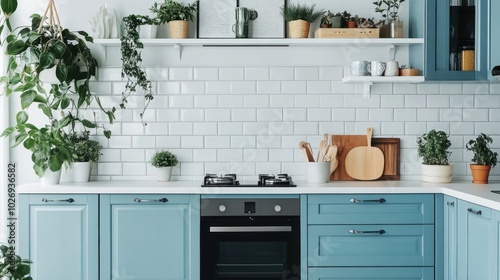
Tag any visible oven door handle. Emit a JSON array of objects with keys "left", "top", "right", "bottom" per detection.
[{"left": 209, "top": 226, "right": 292, "bottom": 233}]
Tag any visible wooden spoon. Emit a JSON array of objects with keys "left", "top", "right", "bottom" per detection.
[
  {"left": 317, "top": 133, "right": 329, "bottom": 162},
  {"left": 299, "top": 141, "right": 315, "bottom": 162},
  {"left": 324, "top": 145, "right": 338, "bottom": 173}
]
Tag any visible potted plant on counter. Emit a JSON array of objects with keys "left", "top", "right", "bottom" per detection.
[
  {"left": 417, "top": 129, "right": 453, "bottom": 183},
  {"left": 0, "top": 244, "right": 32, "bottom": 280},
  {"left": 69, "top": 131, "right": 102, "bottom": 183},
  {"left": 150, "top": 0, "right": 198, "bottom": 38},
  {"left": 151, "top": 150, "right": 178, "bottom": 181},
  {"left": 281, "top": 3, "right": 324, "bottom": 38},
  {"left": 466, "top": 133, "right": 498, "bottom": 184}
]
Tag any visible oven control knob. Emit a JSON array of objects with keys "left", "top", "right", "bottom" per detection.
[
  {"left": 274, "top": 205, "right": 282, "bottom": 213},
  {"left": 219, "top": 205, "right": 227, "bottom": 213}
]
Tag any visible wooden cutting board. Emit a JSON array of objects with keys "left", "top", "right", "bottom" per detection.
[
  {"left": 330, "top": 135, "right": 400, "bottom": 181},
  {"left": 345, "top": 128, "right": 385, "bottom": 180}
]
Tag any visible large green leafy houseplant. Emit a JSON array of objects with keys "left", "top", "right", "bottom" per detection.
[
  {"left": 0, "top": 244, "right": 32, "bottom": 280},
  {"left": 466, "top": 133, "right": 498, "bottom": 167},
  {"left": 280, "top": 3, "right": 324, "bottom": 23},
  {"left": 1, "top": 3, "right": 115, "bottom": 177},
  {"left": 150, "top": 0, "right": 198, "bottom": 23},
  {"left": 417, "top": 129, "right": 452, "bottom": 165}
]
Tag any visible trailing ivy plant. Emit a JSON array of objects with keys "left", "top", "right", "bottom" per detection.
[
  {"left": 466, "top": 133, "right": 498, "bottom": 167},
  {"left": 1, "top": 12, "right": 115, "bottom": 177},
  {"left": 0, "top": 0, "right": 17, "bottom": 35},
  {"left": 417, "top": 129, "right": 452, "bottom": 165},
  {"left": 120, "top": 15, "right": 159, "bottom": 125}
]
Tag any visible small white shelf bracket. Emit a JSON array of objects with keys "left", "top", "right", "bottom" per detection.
[
  {"left": 363, "top": 82, "right": 373, "bottom": 98},
  {"left": 388, "top": 44, "right": 396, "bottom": 61},
  {"left": 173, "top": 44, "right": 182, "bottom": 60}
]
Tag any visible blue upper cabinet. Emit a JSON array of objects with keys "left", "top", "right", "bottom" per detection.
[
  {"left": 100, "top": 194, "right": 200, "bottom": 280},
  {"left": 19, "top": 194, "right": 99, "bottom": 280},
  {"left": 426, "top": 0, "right": 489, "bottom": 80},
  {"left": 489, "top": 0, "right": 500, "bottom": 79}
]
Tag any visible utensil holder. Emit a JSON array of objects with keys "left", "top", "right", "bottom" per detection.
[{"left": 306, "top": 162, "right": 330, "bottom": 183}]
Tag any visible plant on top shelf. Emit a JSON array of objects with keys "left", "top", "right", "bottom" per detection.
[
  {"left": 151, "top": 150, "right": 178, "bottom": 181},
  {"left": 417, "top": 129, "right": 453, "bottom": 183},
  {"left": 120, "top": 14, "right": 159, "bottom": 125},
  {"left": 1, "top": 1, "right": 115, "bottom": 182},
  {"left": 0, "top": 244, "right": 32, "bottom": 280},
  {"left": 320, "top": 10, "right": 334, "bottom": 28},
  {"left": 373, "top": 0, "right": 405, "bottom": 22},
  {"left": 150, "top": 0, "right": 198, "bottom": 38},
  {"left": 466, "top": 133, "right": 498, "bottom": 184},
  {"left": 280, "top": 3, "right": 324, "bottom": 38},
  {"left": 69, "top": 130, "right": 102, "bottom": 182}
]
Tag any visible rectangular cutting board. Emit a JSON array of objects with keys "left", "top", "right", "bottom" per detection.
[{"left": 330, "top": 135, "right": 400, "bottom": 181}]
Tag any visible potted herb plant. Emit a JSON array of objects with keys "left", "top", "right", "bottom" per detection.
[
  {"left": 0, "top": 244, "right": 32, "bottom": 280},
  {"left": 320, "top": 11, "right": 333, "bottom": 28},
  {"left": 417, "top": 129, "right": 453, "bottom": 183},
  {"left": 151, "top": 150, "right": 178, "bottom": 181},
  {"left": 69, "top": 131, "right": 102, "bottom": 183},
  {"left": 466, "top": 133, "right": 498, "bottom": 184},
  {"left": 1, "top": 3, "right": 115, "bottom": 184},
  {"left": 281, "top": 3, "right": 324, "bottom": 38},
  {"left": 340, "top": 11, "right": 351, "bottom": 28},
  {"left": 374, "top": 0, "right": 405, "bottom": 37},
  {"left": 347, "top": 15, "right": 358, "bottom": 28},
  {"left": 150, "top": 0, "right": 198, "bottom": 38}
]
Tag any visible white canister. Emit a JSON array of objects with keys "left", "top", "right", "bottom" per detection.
[
  {"left": 385, "top": 60, "right": 400, "bottom": 76},
  {"left": 306, "top": 162, "right": 330, "bottom": 183}
]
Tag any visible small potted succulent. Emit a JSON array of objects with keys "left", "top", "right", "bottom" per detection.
[
  {"left": 150, "top": 0, "right": 198, "bottom": 38},
  {"left": 151, "top": 150, "right": 178, "bottom": 181},
  {"left": 320, "top": 10, "right": 333, "bottom": 28},
  {"left": 466, "top": 133, "right": 498, "bottom": 184},
  {"left": 347, "top": 15, "right": 358, "bottom": 28},
  {"left": 281, "top": 3, "right": 324, "bottom": 38},
  {"left": 340, "top": 11, "right": 351, "bottom": 28},
  {"left": 69, "top": 131, "right": 102, "bottom": 183},
  {"left": 417, "top": 129, "right": 453, "bottom": 183}
]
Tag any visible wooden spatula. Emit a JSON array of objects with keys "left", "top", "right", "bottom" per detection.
[
  {"left": 317, "top": 133, "right": 329, "bottom": 162},
  {"left": 345, "top": 128, "right": 385, "bottom": 180},
  {"left": 299, "top": 141, "right": 315, "bottom": 162}
]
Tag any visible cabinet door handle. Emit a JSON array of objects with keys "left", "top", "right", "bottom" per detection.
[
  {"left": 467, "top": 208, "right": 482, "bottom": 215},
  {"left": 349, "top": 229, "right": 386, "bottom": 235},
  {"left": 349, "top": 198, "right": 386, "bottom": 203},
  {"left": 447, "top": 201, "right": 455, "bottom": 207},
  {"left": 134, "top": 198, "right": 169, "bottom": 203},
  {"left": 42, "top": 198, "right": 75, "bottom": 203}
]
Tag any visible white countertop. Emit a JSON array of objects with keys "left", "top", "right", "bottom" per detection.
[{"left": 18, "top": 180, "right": 500, "bottom": 211}]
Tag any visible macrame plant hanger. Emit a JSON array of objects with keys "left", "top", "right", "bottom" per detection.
[{"left": 38, "top": 0, "right": 63, "bottom": 39}]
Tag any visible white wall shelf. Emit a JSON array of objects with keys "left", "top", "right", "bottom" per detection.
[{"left": 342, "top": 76, "right": 425, "bottom": 98}]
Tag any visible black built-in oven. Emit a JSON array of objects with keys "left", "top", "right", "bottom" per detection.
[{"left": 201, "top": 198, "right": 300, "bottom": 280}]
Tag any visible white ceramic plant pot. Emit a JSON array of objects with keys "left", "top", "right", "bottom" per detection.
[
  {"left": 422, "top": 163, "right": 454, "bottom": 183},
  {"left": 157, "top": 166, "right": 173, "bottom": 182},
  {"left": 73, "top": 162, "right": 91, "bottom": 183},
  {"left": 41, "top": 169, "right": 62, "bottom": 185},
  {"left": 139, "top": 24, "right": 158, "bottom": 39}
]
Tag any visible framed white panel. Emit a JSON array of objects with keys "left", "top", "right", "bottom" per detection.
[
  {"left": 239, "top": 0, "right": 286, "bottom": 38},
  {"left": 198, "top": 0, "right": 237, "bottom": 38}
]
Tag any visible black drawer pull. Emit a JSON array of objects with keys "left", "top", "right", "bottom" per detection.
[
  {"left": 447, "top": 201, "right": 455, "bottom": 207},
  {"left": 349, "top": 229, "right": 386, "bottom": 235},
  {"left": 134, "top": 198, "right": 169, "bottom": 203},
  {"left": 42, "top": 198, "right": 75, "bottom": 203},
  {"left": 349, "top": 198, "right": 386, "bottom": 203},
  {"left": 467, "top": 208, "right": 482, "bottom": 216}
]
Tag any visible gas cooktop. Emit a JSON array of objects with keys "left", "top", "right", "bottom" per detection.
[{"left": 202, "top": 173, "right": 296, "bottom": 187}]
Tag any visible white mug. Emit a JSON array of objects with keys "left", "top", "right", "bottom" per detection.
[
  {"left": 350, "top": 61, "right": 369, "bottom": 76},
  {"left": 385, "top": 60, "right": 399, "bottom": 76},
  {"left": 367, "top": 61, "right": 386, "bottom": 76}
]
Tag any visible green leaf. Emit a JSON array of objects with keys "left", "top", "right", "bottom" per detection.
[
  {"left": 23, "top": 138, "right": 35, "bottom": 149},
  {"left": 50, "top": 41, "right": 67, "bottom": 58},
  {"left": 81, "top": 119, "right": 97, "bottom": 128},
  {"left": 39, "top": 51, "right": 56, "bottom": 70},
  {"left": 20, "top": 90, "right": 37, "bottom": 109},
  {"left": 61, "top": 98, "right": 70, "bottom": 109},
  {"left": 6, "top": 39, "right": 26, "bottom": 55},
  {"left": 11, "top": 133, "right": 27, "bottom": 147},
  {"left": 16, "top": 111, "right": 28, "bottom": 124},
  {"left": 48, "top": 156, "right": 62, "bottom": 172},
  {"left": 0, "top": 127, "right": 14, "bottom": 138},
  {"left": 56, "top": 64, "right": 68, "bottom": 83},
  {"left": 103, "top": 130, "right": 112, "bottom": 139},
  {"left": 38, "top": 104, "right": 52, "bottom": 118},
  {"left": 1, "top": 0, "right": 18, "bottom": 16}
]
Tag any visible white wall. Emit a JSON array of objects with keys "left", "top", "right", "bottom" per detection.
[{"left": 8, "top": 0, "right": 500, "bottom": 185}]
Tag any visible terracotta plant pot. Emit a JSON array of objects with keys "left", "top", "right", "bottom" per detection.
[
  {"left": 470, "top": 164, "right": 492, "bottom": 184},
  {"left": 320, "top": 23, "right": 332, "bottom": 28},
  {"left": 168, "top": 20, "right": 189, "bottom": 38},
  {"left": 288, "top": 20, "right": 310, "bottom": 38},
  {"left": 347, "top": 20, "right": 357, "bottom": 28}
]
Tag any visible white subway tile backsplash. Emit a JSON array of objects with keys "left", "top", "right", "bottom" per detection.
[
  {"left": 158, "top": 81, "right": 181, "bottom": 94},
  {"left": 257, "top": 81, "right": 281, "bottom": 94},
  {"left": 319, "top": 122, "right": 344, "bottom": 134},
  {"left": 168, "top": 123, "right": 193, "bottom": 135},
  {"left": 97, "top": 67, "right": 122, "bottom": 81},
  {"left": 194, "top": 95, "right": 218, "bottom": 108},
  {"left": 205, "top": 136, "right": 231, "bottom": 148},
  {"left": 269, "top": 149, "right": 294, "bottom": 162},
  {"left": 490, "top": 109, "right": 500, "bottom": 121},
  {"left": 320, "top": 95, "right": 343, "bottom": 108},
  {"left": 156, "top": 136, "right": 181, "bottom": 148},
  {"left": 440, "top": 83, "right": 463, "bottom": 95},
  {"left": 194, "top": 122, "right": 217, "bottom": 135},
  {"left": 370, "top": 83, "right": 393, "bottom": 95},
  {"left": 450, "top": 95, "right": 473, "bottom": 108},
  {"left": 490, "top": 84, "right": 500, "bottom": 95},
  {"left": 353, "top": 123, "right": 381, "bottom": 134},
  {"left": 270, "top": 95, "right": 294, "bottom": 108},
  {"left": 381, "top": 122, "right": 405, "bottom": 134},
  {"left": 219, "top": 95, "right": 244, "bottom": 108},
  {"left": 181, "top": 81, "right": 205, "bottom": 94},
  {"left": 344, "top": 95, "right": 381, "bottom": 108},
  {"left": 282, "top": 136, "right": 305, "bottom": 148},
  {"left": 463, "top": 109, "right": 489, "bottom": 121},
  {"left": 307, "top": 108, "right": 331, "bottom": 121},
  {"left": 218, "top": 122, "right": 243, "bottom": 135},
  {"left": 394, "top": 83, "right": 417, "bottom": 94},
  {"left": 218, "top": 149, "right": 243, "bottom": 161},
  {"left": 132, "top": 136, "right": 156, "bottom": 148},
  {"left": 475, "top": 95, "right": 500, "bottom": 108},
  {"left": 417, "top": 109, "right": 440, "bottom": 121},
  {"left": 231, "top": 81, "right": 256, "bottom": 94},
  {"left": 256, "top": 162, "right": 282, "bottom": 174},
  {"left": 121, "top": 123, "right": 145, "bottom": 135},
  {"left": 332, "top": 108, "right": 356, "bottom": 121},
  {"left": 89, "top": 82, "right": 112, "bottom": 94},
  {"left": 147, "top": 96, "right": 169, "bottom": 109},
  {"left": 450, "top": 122, "right": 474, "bottom": 135},
  {"left": 283, "top": 109, "right": 307, "bottom": 121},
  {"left": 405, "top": 95, "right": 426, "bottom": 108},
  {"left": 245, "top": 67, "right": 269, "bottom": 81},
  {"left": 475, "top": 122, "right": 500, "bottom": 134},
  {"left": 169, "top": 68, "right": 193, "bottom": 80},
  {"left": 169, "top": 95, "right": 194, "bottom": 108},
  {"left": 427, "top": 95, "right": 450, "bottom": 108},
  {"left": 181, "top": 136, "right": 204, "bottom": 148},
  {"left": 427, "top": 122, "right": 450, "bottom": 133},
  {"left": 244, "top": 95, "right": 269, "bottom": 108},
  {"left": 369, "top": 109, "right": 393, "bottom": 121},
  {"left": 180, "top": 163, "right": 204, "bottom": 175},
  {"left": 394, "top": 109, "right": 417, "bottom": 121},
  {"left": 157, "top": 109, "right": 180, "bottom": 122},
  {"left": 319, "top": 67, "right": 343, "bottom": 81},
  {"left": 270, "top": 67, "right": 294, "bottom": 80},
  {"left": 146, "top": 68, "right": 169, "bottom": 80},
  {"left": 194, "top": 68, "right": 219, "bottom": 80},
  {"left": 417, "top": 83, "right": 440, "bottom": 95},
  {"left": 405, "top": 122, "right": 427, "bottom": 135},
  {"left": 206, "top": 81, "right": 231, "bottom": 94},
  {"left": 381, "top": 95, "right": 404, "bottom": 108},
  {"left": 269, "top": 122, "right": 294, "bottom": 135},
  {"left": 243, "top": 122, "right": 268, "bottom": 135},
  {"left": 257, "top": 109, "right": 283, "bottom": 121},
  {"left": 356, "top": 109, "right": 369, "bottom": 121},
  {"left": 232, "top": 109, "right": 256, "bottom": 121},
  {"left": 100, "top": 149, "right": 121, "bottom": 162},
  {"left": 294, "top": 122, "right": 318, "bottom": 135},
  {"left": 108, "top": 136, "right": 132, "bottom": 148},
  {"left": 295, "top": 67, "right": 319, "bottom": 80},
  {"left": 307, "top": 81, "right": 331, "bottom": 94},
  {"left": 98, "top": 163, "right": 122, "bottom": 175},
  {"left": 231, "top": 136, "right": 256, "bottom": 148},
  {"left": 205, "top": 109, "right": 231, "bottom": 121},
  {"left": 440, "top": 109, "right": 463, "bottom": 122},
  {"left": 257, "top": 135, "right": 282, "bottom": 148},
  {"left": 463, "top": 83, "right": 489, "bottom": 95},
  {"left": 295, "top": 95, "right": 320, "bottom": 108},
  {"left": 330, "top": 82, "right": 354, "bottom": 94},
  {"left": 282, "top": 81, "right": 307, "bottom": 94},
  {"left": 244, "top": 149, "right": 268, "bottom": 161},
  {"left": 219, "top": 68, "right": 244, "bottom": 80},
  {"left": 123, "top": 163, "right": 146, "bottom": 175},
  {"left": 193, "top": 149, "right": 217, "bottom": 162}
]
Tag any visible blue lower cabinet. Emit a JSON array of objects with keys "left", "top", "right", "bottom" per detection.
[
  {"left": 308, "top": 267, "right": 434, "bottom": 280},
  {"left": 493, "top": 210, "right": 500, "bottom": 280},
  {"left": 100, "top": 194, "right": 200, "bottom": 280},
  {"left": 308, "top": 225, "right": 434, "bottom": 267},
  {"left": 19, "top": 194, "right": 99, "bottom": 280},
  {"left": 443, "top": 196, "right": 458, "bottom": 280}
]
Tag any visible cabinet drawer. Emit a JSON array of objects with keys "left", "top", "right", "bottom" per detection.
[
  {"left": 308, "top": 194, "right": 434, "bottom": 224},
  {"left": 109, "top": 194, "right": 191, "bottom": 204},
  {"left": 308, "top": 267, "right": 434, "bottom": 280},
  {"left": 308, "top": 225, "right": 434, "bottom": 267}
]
